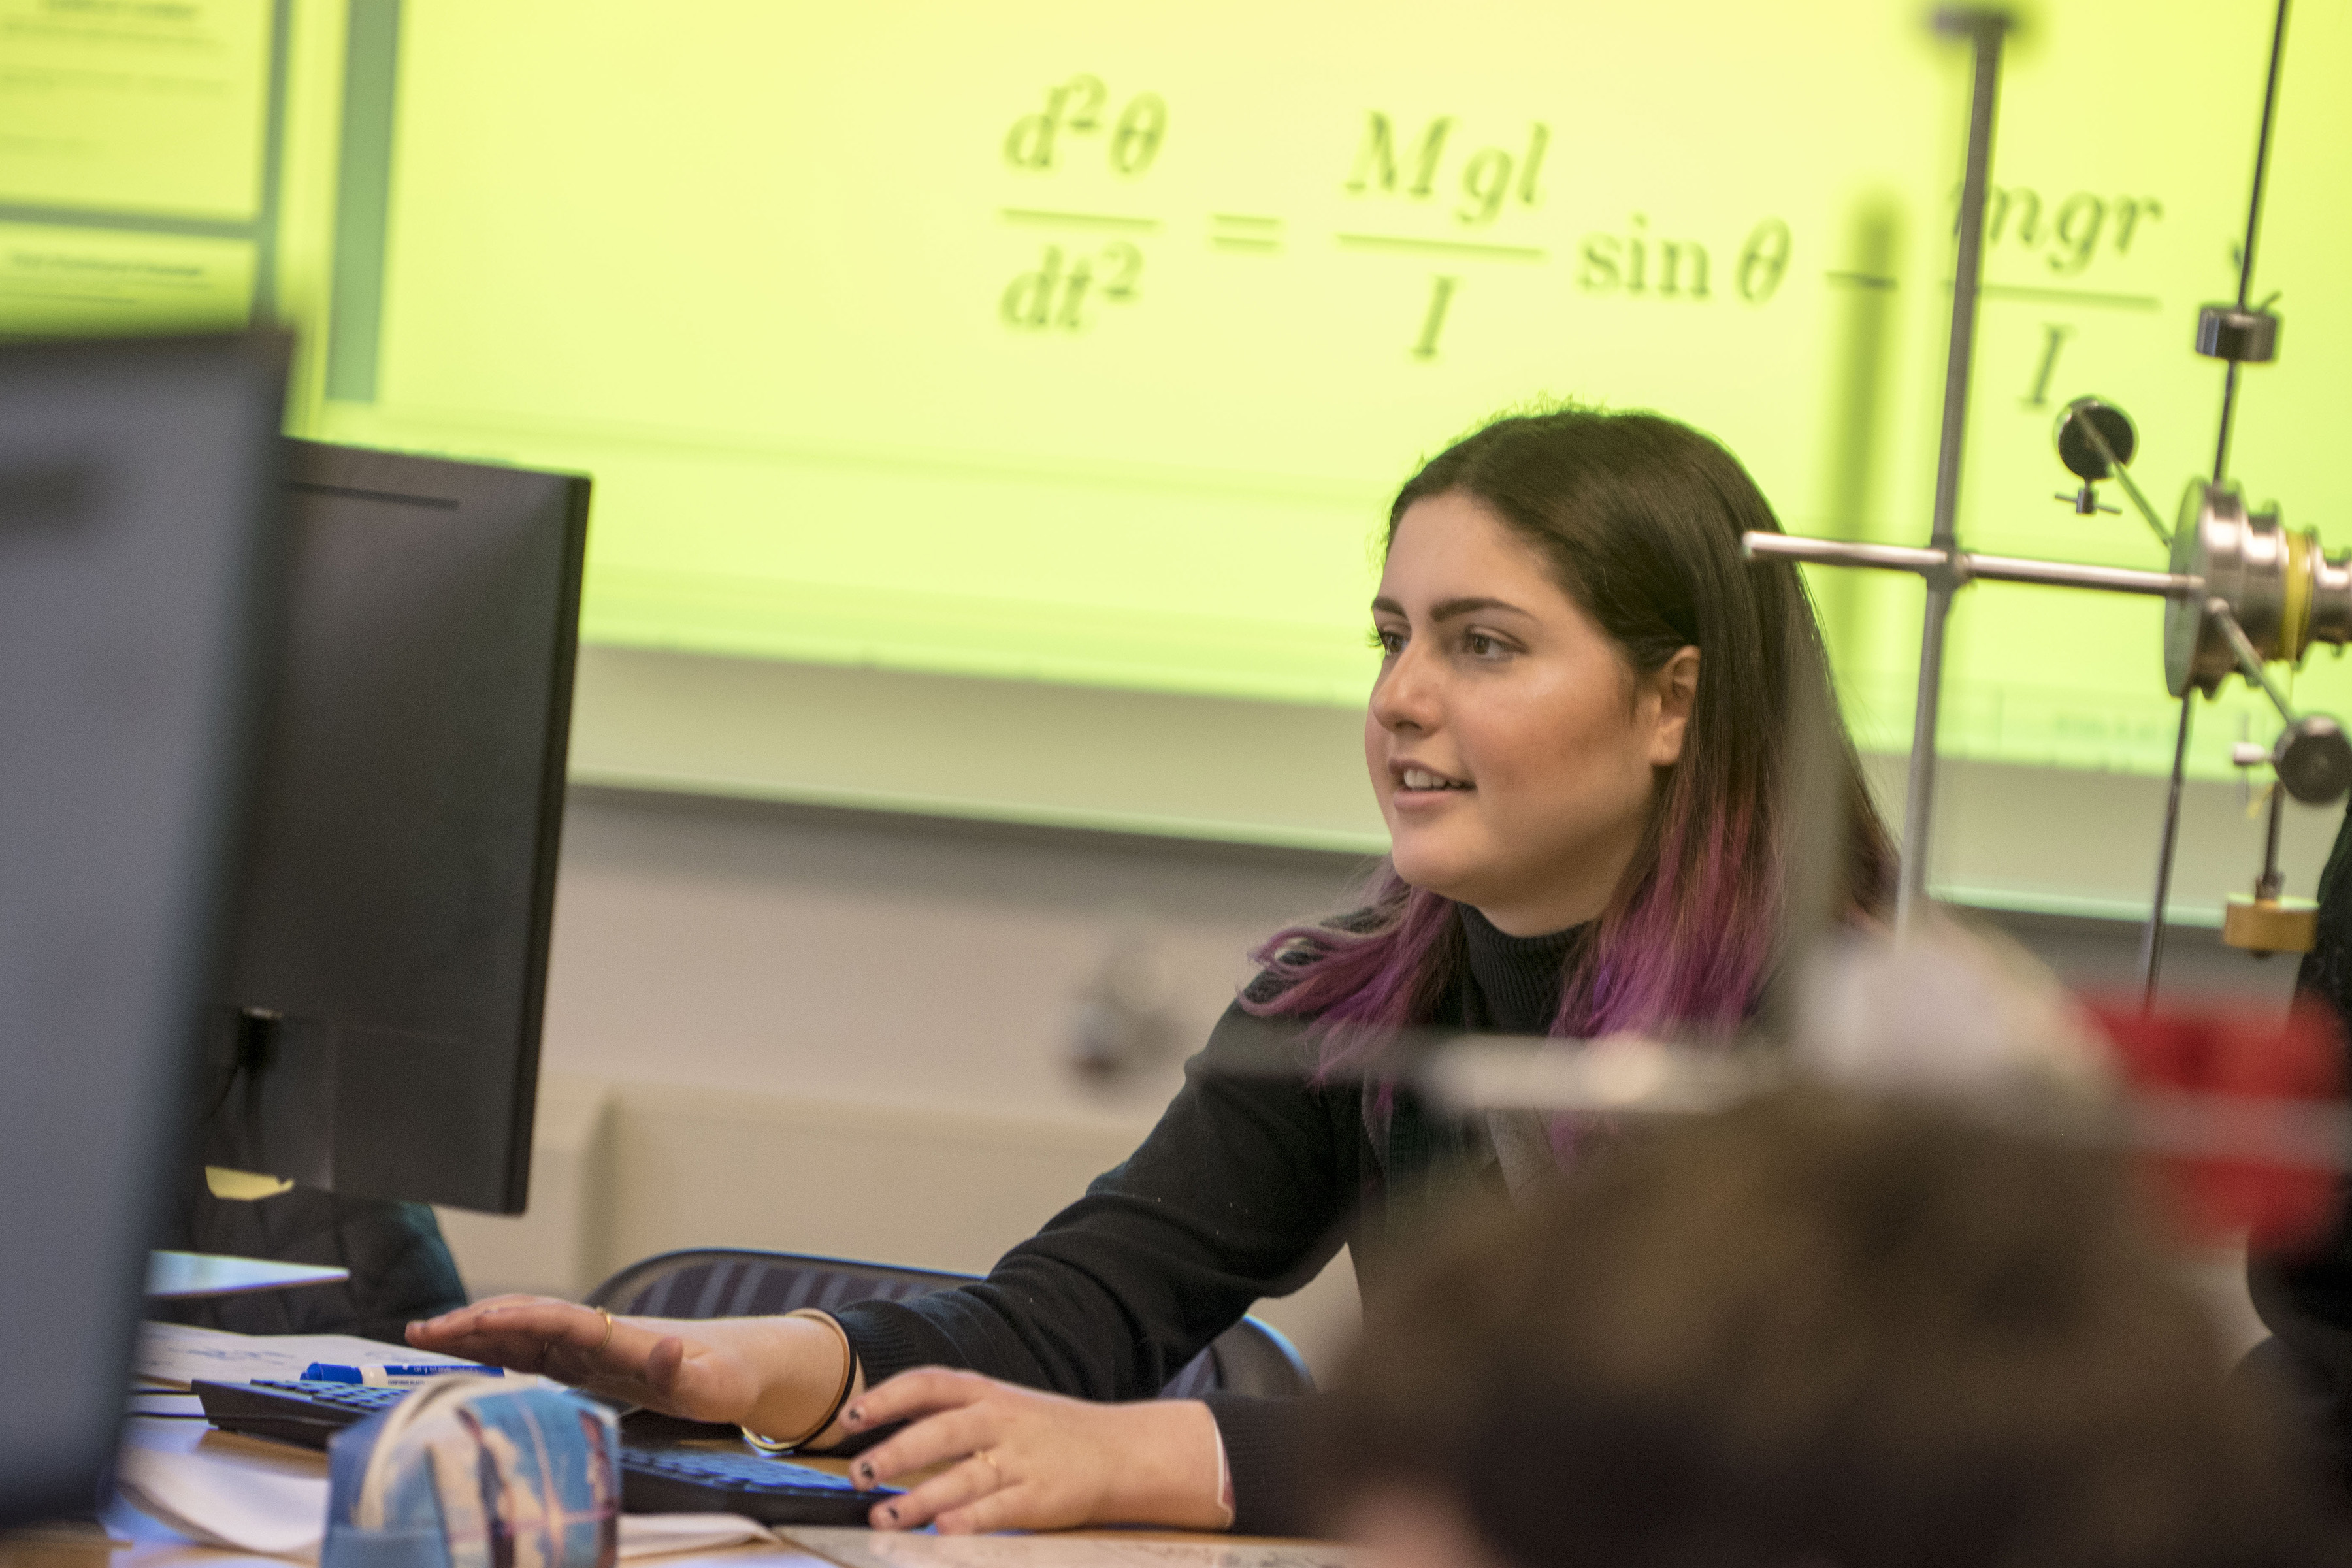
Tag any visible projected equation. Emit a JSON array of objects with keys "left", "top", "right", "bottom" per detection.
[
  {"left": 990, "top": 71, "right": 2171, "bottom": 377},
  {"left": 995, "top": 71, "right": 1794, "bottom": 358}
]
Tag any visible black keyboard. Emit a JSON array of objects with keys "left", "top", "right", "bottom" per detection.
[
  {"left": 615, "top": 1446, "right": 885, "bottom": 1524},
  {"left": 191, "top": 1379, "right": 896, "bottom": 1525}
]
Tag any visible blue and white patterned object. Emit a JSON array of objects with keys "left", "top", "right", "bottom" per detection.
[{"left": 323, "top": 1375, "right": 620, "bottom": 1568}]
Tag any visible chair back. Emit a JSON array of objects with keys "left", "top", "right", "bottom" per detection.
[{"left": 585, "top": 1247, "right": 1314, "bottom": 1399}]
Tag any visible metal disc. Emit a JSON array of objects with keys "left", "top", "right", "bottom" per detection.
[
  {"left": 2054, "top": 398, "right": 2137, "bottom": 482},
  {"left": 2195, "top": 305, "right": 2281, "bottom": 365},
  {"left": 2164, "top": 480, "right": 2217, "bottom": 697},
  {"left": 2163, "top": 481, "right": 2289, "bottom": 698},
  {"left": 2278, "top": 717, "right": 2352, "bottom": 805}
]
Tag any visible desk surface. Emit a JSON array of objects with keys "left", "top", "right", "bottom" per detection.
[{"left": 0, "top": 1407, "right": 1347, "bottom": 1568}]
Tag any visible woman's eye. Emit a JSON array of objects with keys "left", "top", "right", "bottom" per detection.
[
  {"left": 1369, "top": 627, "right": 1405, "bottom": 656},
  {"left": 1463, "top": 631, "right": 1506, "bottom": 659}
]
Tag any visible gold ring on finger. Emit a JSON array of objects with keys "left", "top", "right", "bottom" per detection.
[
  {"left": 974, "top": 1449, "right": 1004, "bottom": 1490},
  {"left": 592, "top": 1307, "right": 615, "bottom": 1356}
]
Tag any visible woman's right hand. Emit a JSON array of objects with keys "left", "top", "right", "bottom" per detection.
[{"left": 405, "top": 1296, "right": 857, "bottom": 1440}]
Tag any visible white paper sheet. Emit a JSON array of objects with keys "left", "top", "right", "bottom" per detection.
[
  {"left": 783, "top": 1528, "right": 1371, "bottom": 1568},
  {"left": 115, "top": 1441, "right": 773, "bottom": 1560},
  {"left": 135, "top": 1322, "right": 491, "bottom": 1390},
  {"left": 115, "top": 1442, "right": 329, "bottom": 1558},
  {"left": 617, "top": 1514, "right": 780, "bottom": 1558}
]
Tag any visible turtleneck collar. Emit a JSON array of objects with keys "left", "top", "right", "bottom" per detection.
[{"left": 1459, "top": 904, "right": 1589, "bottom": 1036}]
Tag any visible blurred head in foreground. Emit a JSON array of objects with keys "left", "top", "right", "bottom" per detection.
[{"left": 1319, "top": 1090, "right": 2340, "bottom": 1568}]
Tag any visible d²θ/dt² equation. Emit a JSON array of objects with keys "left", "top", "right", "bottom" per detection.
[{"left": 990, "top": 74, "right": 1797, "bottom": 358}]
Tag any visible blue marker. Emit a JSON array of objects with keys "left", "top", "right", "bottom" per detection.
[{"left": 302, "top": 1362, "right": 504, "bottom": 1386}]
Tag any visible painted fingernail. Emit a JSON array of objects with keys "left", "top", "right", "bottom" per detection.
[
  {"left": 855, "top": 1461, "right": 874, "bottom": 1484},
  {"left": 879, "top": 1505, "right": 898, "bottom": 1526},
  {"left": 843, "top": 1405, "right": 864, "bottom": 1426}
]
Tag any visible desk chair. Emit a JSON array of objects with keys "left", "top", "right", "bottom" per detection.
[
  {"left": 585, "top": 1248, "right": 1315, "bottom": 1400},
  {"left": 152, "top": 1162, "right": 465, "bottom": 1341}
]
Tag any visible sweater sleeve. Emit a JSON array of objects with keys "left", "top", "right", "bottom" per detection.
[
  {"left": 832, "top": 1002, "right": 1358, "bottom": 1403},
  {"left": 1203, "top": 1392, "right": 1328, "bottom": 1537}
]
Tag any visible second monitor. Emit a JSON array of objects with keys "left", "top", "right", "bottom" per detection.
[{"left": 202, "top": 440, "right": 590, "bottom": 1215}]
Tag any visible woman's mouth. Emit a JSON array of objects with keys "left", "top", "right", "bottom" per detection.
[{"left": 1397, "top": 766, "right": 1472, "bottom": 792}]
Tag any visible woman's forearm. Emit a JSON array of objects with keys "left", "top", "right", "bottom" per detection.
[
  {"left": 690, "top": 1312, "right": 865, "bottom": 1446},
  {"left": 1094, "top": 1397, "right": 1232, "bottom": 1529}
]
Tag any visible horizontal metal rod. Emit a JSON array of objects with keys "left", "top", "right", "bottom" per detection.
[
  {"left": 1414, "top": 1034, "right": 2352, "bottom": 1167},
  {"left": 1744, "top": 531, "right": 2202, "bottom": 598},
  {"left": 1417, "top": 1036, "right": 1769, "bottom": 1118},
  {"left": 1974, "top": 551, "right": 2201, "bottom": 596},
  {"left": 1746, "top": 535, "right": 1953, "bottom": 576}
]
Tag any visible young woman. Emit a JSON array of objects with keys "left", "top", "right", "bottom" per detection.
[{"left": 408, "top": 406, "right": 1895, "bottom": 1536}]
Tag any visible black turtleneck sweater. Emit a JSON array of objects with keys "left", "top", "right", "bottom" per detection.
[
  {"left": 1458, "top": 904, "right": 1582, "bottom": 1033},
  {"left": 830, "top": 907, "right": 1588, "bottom": 1535}
]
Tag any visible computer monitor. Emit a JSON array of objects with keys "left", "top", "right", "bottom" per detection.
[
  {"left": 0, "top": 334, "right": 289, "bottom": 1526},
  {"left": 198, "top": 441, "right": 589, "bottom": 1216}
]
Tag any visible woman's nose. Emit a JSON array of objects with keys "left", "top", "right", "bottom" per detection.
[{"left": 1371, "top": 643, "right": 1439, "bottom": 733}]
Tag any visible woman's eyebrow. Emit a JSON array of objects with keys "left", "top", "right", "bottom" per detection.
[{"left": 1369, "top": 595, "right": 1533, "bottom": 621}]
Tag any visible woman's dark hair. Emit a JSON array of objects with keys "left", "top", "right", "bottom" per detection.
[
  {"left": 1316, "top": 1090, "right": 2345, "bottom": 1568},
  {"left": 1245, "top": 406, "right": 1893, "bottom": 1064}
]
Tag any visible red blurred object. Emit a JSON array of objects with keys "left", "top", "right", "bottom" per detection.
[{"left": 2082, "top": 996, "right": 2345, "bottom": 1250}]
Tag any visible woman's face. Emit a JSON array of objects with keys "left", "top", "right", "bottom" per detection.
[{"left": 1365, "top": 492, "right": 1697, "bottom": 936}]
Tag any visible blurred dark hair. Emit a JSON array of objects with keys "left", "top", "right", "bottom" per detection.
[
  {"left": 1316, "top": 1090, "right": 2343, "bottom": 1568},
  {"left": 1248, "top": 408, "right": 1893, "bottom": 1071}
]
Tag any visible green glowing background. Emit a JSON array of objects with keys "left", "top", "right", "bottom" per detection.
[{"left": 8, "top": 0, "right": 2352, "bottom": 783}]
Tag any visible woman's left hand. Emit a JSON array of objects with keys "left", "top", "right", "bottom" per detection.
[{"left": 836, "top": 1369, "right": 1230, "bottom": 1535}]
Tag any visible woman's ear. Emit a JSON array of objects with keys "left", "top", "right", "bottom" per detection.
[{"left": 1646, "top": 647, "right": 1700, "bottom": 767}]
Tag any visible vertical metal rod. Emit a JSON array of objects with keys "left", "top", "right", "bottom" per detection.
[
  {"left": 1760, "top": 618, "right": 1848, "bottom": 1045},
  {"left": 1904, "top": 596, "right": 1955, "bottom": 933},
  {"left": 2213, "top": 361, "right": 2243, "bottom": 490},
  {"left": 2260, "top": 777, "right": 2288, "bottom": 900},
  {"left": 2140, "top": 694, "right": 2195, "bottom": 1011},
  {"left": 2236, "top": 0, "right": 2290, "bottom": 312},
  {"left": 1899, "top": 10, "right": 2008, "bottom": 933},
  {"left": 2158, "top": 0, "right": 2292, "bottom": 1003},
  {"left": 2212, "top": 0, "right": 2290, "bottom": 487}
]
